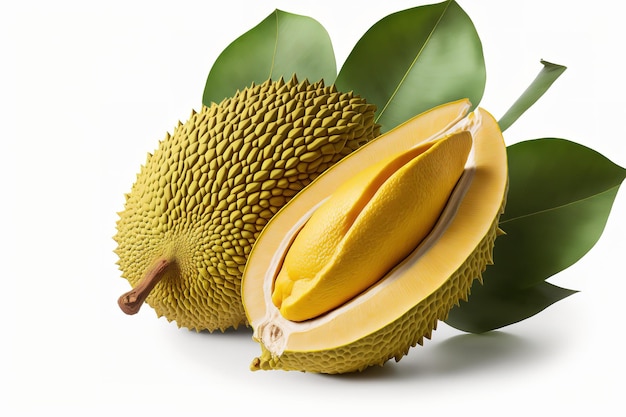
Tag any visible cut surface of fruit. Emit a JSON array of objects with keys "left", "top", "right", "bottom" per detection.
[
  {"left": 272, "top": 131, "right": 472, "bottom": 322},
  {"left": 241, "top": 100, "right": 508, "bottom": 373}
]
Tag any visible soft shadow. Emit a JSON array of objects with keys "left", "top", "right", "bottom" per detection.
[
  {"left": 193, "top": 325, "right": 254, "bottom": 339},
  {"left": 319, "top": 331, "right": 544, "bottom": 381},
  {"left": 163, "top": 323, "right": 258, "bottom": 374},
  {"left": 160, "top": 319, "right": 254, "bottom": 339},
  {"left": 411, "top": 331, "right": 541, "bottom": 377}
]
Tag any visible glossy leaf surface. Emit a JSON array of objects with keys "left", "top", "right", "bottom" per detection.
[
  {"left": 446, "top": 138, "right": 626, "bottom": 333},
  {"left": 335, "top": 0, "right": 485, "bottom": 132},
  {"left": 202, "top": 10, "right": 336, "bottom": 106}
]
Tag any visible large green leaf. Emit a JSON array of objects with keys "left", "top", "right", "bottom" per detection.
[
  {"left": 498, "top": 60, "right": 567, "bottom": 132},
  {"left": 202, "top": 10, "right": 336, "bottom": 106},
  {"left": 446, "top": 138, "right": 626, "bottom": 333},
  {"left": 335, "top": 0, "right": 485, "bottom": 132}
]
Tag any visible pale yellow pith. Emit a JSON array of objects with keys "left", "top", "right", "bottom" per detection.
[{"left": 272, "top": 132, "right": 472, "bottom": 321}]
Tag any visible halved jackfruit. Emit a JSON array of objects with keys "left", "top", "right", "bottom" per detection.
[{"left": 241, "top": 100, "right": 508, "bottom": 373}]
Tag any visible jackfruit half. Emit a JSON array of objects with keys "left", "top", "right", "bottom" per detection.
[
  {"left": 114, "top": 76, "right": 380, "bottom": 331},
  {"left": 241, "top": 100, "right": 508, "bottom": 373}
]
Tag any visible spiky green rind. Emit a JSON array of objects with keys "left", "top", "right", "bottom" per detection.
[
  {"left": 114, "top": 77, "right": 380, "bottom": 331},
  {"left": 251, "top": 213, "right": 502, "bottom": 373}
]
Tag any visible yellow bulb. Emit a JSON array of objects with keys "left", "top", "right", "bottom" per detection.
[{"left": 272, "top": 131, "right": 473, "bottom": 321}]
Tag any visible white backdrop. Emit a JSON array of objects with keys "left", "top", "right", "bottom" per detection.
[{"left": 2, "top": 0, "right": 625, "bottom": 414}]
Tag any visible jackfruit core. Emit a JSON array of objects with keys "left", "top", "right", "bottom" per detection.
[{"left": 271, "top": 131, "right": 473, "bottom": 322}]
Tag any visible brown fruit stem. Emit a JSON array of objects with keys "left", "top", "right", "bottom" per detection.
[{"left": 118, "top": 258, "right": 171, "bottom": 315}]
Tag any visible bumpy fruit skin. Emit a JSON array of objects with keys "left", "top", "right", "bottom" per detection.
[
  {"left": 114, "top": 77, "right": 380, "bottom": 331},
  {"left": 251, "top": 216, "right": 502, "bottom": 373}
]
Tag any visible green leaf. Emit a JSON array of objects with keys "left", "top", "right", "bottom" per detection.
[
  {"left": 446, "top": 138, "right": 626, "bottom": 333},
  {"left": 498, "top": 60, "right": 567, "bottom": 132},
  {"left": 446, "top": 282, "right": 577, "bottom": 334},
  {"left": 202, "top": 9, "right": 336, "bottom": 106},
  {"left": 335, "top": 0, "right": 485, "bottom": 132}
]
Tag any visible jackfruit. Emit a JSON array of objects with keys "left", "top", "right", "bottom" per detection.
[
  {"left": 114, "top": 76, "right": 380, "bottom": 331},
  {"left": 241, "top": 100, "right": 508, "bottom": 373}
]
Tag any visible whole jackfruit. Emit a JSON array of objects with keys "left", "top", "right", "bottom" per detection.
[{"left": 114, "top": 76, "right": 380, "bottom": 331}]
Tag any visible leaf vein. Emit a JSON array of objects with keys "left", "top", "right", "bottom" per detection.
[
  {"left": 375, "top": 0, "right": 453, "bottom": 123},
  {"left": 500, "top": 185, "right": 620, "bottom": 224}
]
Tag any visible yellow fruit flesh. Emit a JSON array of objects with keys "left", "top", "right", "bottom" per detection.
[
  {"left": 272, "top": 132, "right": 472, "bottom": 321},
  {"left": 241, "top": 102, "right": 508, "bottom": 373}
]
